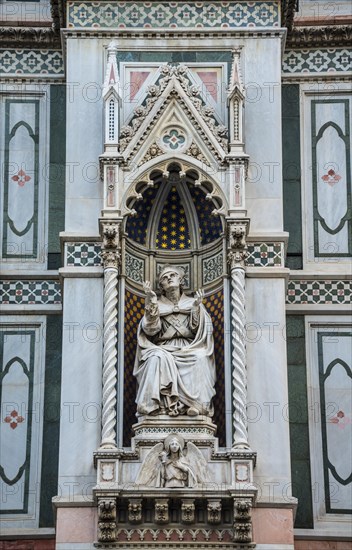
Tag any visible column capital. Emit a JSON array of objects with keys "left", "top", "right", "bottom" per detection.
[
  {"left": 227, "top": 218, "right": 250, "bottom": 270},
  {"left": 100, "top": 219, "right": 122, "bottom": 269}
]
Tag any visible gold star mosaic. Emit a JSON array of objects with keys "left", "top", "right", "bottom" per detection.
[{"left": 155, "top": 187, "right": 191, "bottom": 250}]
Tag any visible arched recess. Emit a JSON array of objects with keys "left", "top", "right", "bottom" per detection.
[{"left": 119, "top": 161, "right": 229, "bottom": 447}]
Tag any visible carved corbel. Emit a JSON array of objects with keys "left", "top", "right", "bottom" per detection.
[
  {"left": 233, "top": 499, "right": 252, "bottom": 543},
  {"left": 154, "top": 499, "right": 169, "bottom": 524},
  {"left": 128, "top": 499, "right": 142, "bottom": 523},
  {"left": 181, "top": 499, "right": 195, "bottom": 524},
  {"left": 207, "top": 499, "right": 222, "bottom": 524},
  {"left": 100, "top": 221, "right": 122, "bottom": 270},
  {"left": 97, "top": 498, "right": 117, "bottom": 542},
  {"left": 227, "top": 220, "right": 250, "bottom": 270}
]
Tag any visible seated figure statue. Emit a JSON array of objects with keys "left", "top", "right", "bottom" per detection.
[{"left": 133, "top": 265, "right": 216, "bottom": 417}]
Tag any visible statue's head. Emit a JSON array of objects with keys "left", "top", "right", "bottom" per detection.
[
  {"left": 158, "top": 265, "right": 185, "bottom": 294},
  {"left": 164, "top": 433, "right": 185, "bottom": 455}
]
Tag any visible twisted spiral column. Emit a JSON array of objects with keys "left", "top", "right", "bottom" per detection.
[
  {"left": 101, "top": 266, "right": 118, "bottom": 447},
  {"left": 230, "top": 265, "right": 249, "bottom": 448}
]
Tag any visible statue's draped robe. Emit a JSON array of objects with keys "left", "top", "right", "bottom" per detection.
[{"left": 133, "top": 293, "right": 216, "bottom": 416}]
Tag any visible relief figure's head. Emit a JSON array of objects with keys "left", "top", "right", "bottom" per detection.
[{"left": 158, "top": 265, "right": 185, "bottom": 294}]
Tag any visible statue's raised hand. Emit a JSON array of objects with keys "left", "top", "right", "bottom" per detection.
[
  {"left": 193, "top": 289, "right": 204, "bottom": 307},
  {"left": 143, "top": 281, "right": 157, "bottom": 304}
]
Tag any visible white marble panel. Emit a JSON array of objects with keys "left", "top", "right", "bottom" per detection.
[
  {"left": 246, "top": 198, "right": 283, "bottom": 232},
  {"left": 246, "top": 278, "right": 291, "bottom": 498},
  {"left": 58, "top": 277, "right": 103, "bottom": 497},
  {"left": 243, "top": 38, "right": 283, "bottom": 232},
  {"left": 65, "top": 39, "right": 104, "bottom": 233}
]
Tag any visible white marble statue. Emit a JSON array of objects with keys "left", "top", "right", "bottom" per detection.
[
  {"left": 136, "top": 433, "right": 209, "bottom": 488},
  {"left": 133, "top": 265, "right": 216, "bottom": 417}
]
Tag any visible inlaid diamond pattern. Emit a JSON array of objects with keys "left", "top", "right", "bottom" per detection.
[
  {"left": 246, "top": 242, "right": 283, "bottom": 267},
  {"left": 0, "top": 281, "right": 61, "bottom": 304},
  {"left": 287, "top": 280, "right": 352, "bottom": 304},
  {"left": 66, "top": 243, "right": 102, "bottom": 266}
]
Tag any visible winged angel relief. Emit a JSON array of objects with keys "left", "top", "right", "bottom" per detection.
[{"left": 136, "top": 434, "right": 210, "bottom": 488}]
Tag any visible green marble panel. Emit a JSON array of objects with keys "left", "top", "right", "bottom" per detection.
[
  {"left": 291, "top": 460, "right": 314, "bottom": 528},
  {"left": 48, "top": 85, "right": 66, "bottom": 256},
  {"left": 286, "top": 315, "right": 313, "bottom": 528},
  {"left": 39, "top": 316, "right": 62, "bottom": 527},
  {"left": 282, "top": 84, "right": 303, "bottom": 268}
]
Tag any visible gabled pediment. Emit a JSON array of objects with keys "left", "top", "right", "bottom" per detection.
[{"left": 119, "top": 65, "right": 229, "bottom": 166}]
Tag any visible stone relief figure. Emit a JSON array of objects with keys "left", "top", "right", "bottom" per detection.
[
  {"left": 136, "top": 433, "right": 210, "bottom": 488},
  {"left": 133, "top": 265, "right": 216, "bottom": 417}
]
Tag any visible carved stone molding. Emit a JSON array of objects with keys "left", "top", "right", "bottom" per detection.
[
  {"left": 119, "top": 64, "right": 228, "bottom": 163},
  {"left": 207, "top": 499, "right": 222, "bottom": 524},
  {"left": 0, "top": 27, "right": 61, "bottom": 49},
  {"left": 155, "top": 499, "right": 169, "bottom": 524},
  {"left": 128, "top": 499, "right": 142, "bottom": 523},
  {"left": 101, "top": 221, "right": 121, "bottom": 269},
  {"left": 287, "top": 24, "right": 352, "bottom": 48},
  {"left": 233, "top": 499, "right": 252, "bottom": 543},
  {"left": 138, "top": 142, "right": 164, "bottom": 167},
  {"left": 185, "top": 141, "right": 210, "bottom": 167},
  {"left": 227, "top": 221, "right": 249, "bottom": 270},
  {"left": 97, "top": 498, "right": 117, "bottom": 543},
  {"left": 181, "top": 499, "right": 195, "bottom": 524}
]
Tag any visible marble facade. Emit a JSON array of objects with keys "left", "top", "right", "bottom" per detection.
[{"left": 0, "top": 1, "right": 351, "bottom": 549}]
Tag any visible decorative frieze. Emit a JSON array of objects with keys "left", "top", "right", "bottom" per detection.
[
  {"left": 0, "top": 280, "right": 61, "bottom": 305},
  {"left": 283, "top": 48, "right": 351, "bottom": 75},
  {"left": 115, "top": 527, "right": 234, "bottom": 543},
  {"left": 68, "top": 1, "right": 279, "bottom": 30},
  {"left": 0, "top": 49, "right": 64, "bottom": 77},
  {"left": 287, "top": 25, "right": 352, "bottom": 49},
  {"left": 287, "top": 280, "right": 352, "bottom": 305},
  {"left": 66, "top": 242, "right": 102, "bottom": 267}
]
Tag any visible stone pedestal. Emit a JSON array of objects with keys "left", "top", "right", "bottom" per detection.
[{"left": 93, "top": 417, "right": 257, "bottom": 547}]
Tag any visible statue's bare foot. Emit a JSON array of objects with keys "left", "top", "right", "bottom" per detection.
[{"left": 187, "top": 407, "right": 199, "bottom": 417}]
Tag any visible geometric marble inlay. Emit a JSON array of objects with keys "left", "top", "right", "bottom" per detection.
[
  {"left": 68, "top": 1, "right": 280, "bottom": 29},
  {"left": 0, "top": 280, "right": 62, "bottom": 305},
  {"left": 283, "top": 48, "right": 352, "bottom": 75},
  {"left": 66, "top": 242, "right": 102, "bottom": 267},
  {"left": 0, "top": 49, "right": 64, "bottom": 77},
  {"left": 246, "top": 242, "right": 283, "bottom": 267},
  {"left": 287, "top": 280, "right": 352, "bottom": 304}
]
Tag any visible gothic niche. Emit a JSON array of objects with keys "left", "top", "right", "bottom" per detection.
[{"left": 122, "top": 163, "right": 226, "bottom": 445}]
